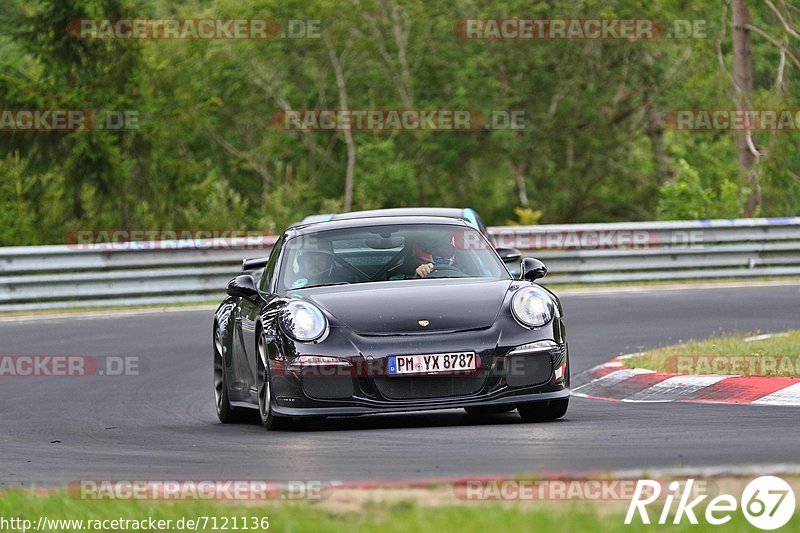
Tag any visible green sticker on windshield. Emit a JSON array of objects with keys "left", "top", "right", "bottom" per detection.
[{"left": 292, "top": 278, "right": 309, "bottom": 288}]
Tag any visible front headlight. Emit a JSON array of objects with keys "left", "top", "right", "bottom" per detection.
[
  {"left": 282, "top": 301, "right": 328, "bottom": 342},
  {"left": 511, "top": 286, "right": 554, "bottom": 328}
]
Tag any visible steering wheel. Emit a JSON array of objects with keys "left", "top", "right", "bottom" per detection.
[{"left": 425, "top": 264, "right": 468, "bottom": 278}]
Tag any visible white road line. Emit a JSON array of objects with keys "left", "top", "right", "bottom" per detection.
[
  {"left": 0, "top": 305, "right": 215, "bottom": 323},
  {"left": 743, "top": 332, "right": 790, "bottom": 342},
  {"left": 557, "top": 280, "right": 800, "bottom": 296}
]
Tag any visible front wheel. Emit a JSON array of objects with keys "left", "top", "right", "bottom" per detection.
[
  {"left": 257, "top": 334, "right": 293, "bottom": 431},
  {"left": 517, "top": 398, "right": 569, "bottom": 422}
]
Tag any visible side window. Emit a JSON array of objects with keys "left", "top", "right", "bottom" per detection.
[{"left": 258, "top": 237, "right": 283, "bottom": 293}]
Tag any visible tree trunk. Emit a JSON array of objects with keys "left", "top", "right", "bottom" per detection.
[
  {"left": 642, "top": 51, "right": 672, "bottom": 183},
  {"left": 732, "top": 0, "right": 760, "bottom": 215},
  {"left": 326, "top": 38, "right": 355, "bottom": 212},
  {"left": 646, "top": 101, "right": 672, "bottom": 182},
  {"left": 514, "top": 161, "right": 529, "bottom": 206}
]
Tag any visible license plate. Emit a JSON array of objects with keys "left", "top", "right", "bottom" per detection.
[{"left": 387, "top": 352, "right": 477, "bottom": 375}]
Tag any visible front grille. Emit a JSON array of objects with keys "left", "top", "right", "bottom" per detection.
[
  {"left": 302, "top": 376, "right": 355, "bottom": 400},
  {"left": 374, "top": 372, "right": 486, "bottom": 400},
  {"left": 505, "top": 352, "right": 553, "bottom": 387}
]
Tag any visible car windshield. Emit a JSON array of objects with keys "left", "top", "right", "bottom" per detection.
[{"left": 279, "top": 223, "right": 509, "bottom": 291}]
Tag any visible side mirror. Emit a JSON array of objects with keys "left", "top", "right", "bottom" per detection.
[
  {"left": 495, "top": 247, "right": 522, "bottom": 263},
  {"left": 226, "top": 274, "right": 259, "bottom": 299},
  {"left": 520, "top": 258, "right": 547, "bottom": 281}
]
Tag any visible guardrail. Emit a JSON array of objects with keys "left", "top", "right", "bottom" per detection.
[
  {"left": 1, "top": 218, "right": 799, "bottom": 311},
  {"left": 489, "top": 217, "right": 800, "bottom": 284}
]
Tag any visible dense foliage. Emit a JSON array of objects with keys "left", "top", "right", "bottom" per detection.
[{"left": 1, "top": 0, "right": 799, "bottom": 245}]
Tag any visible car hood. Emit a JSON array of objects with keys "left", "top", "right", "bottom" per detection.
[{"left": 297, "top": 278, "right": 513, "bottom": 334}]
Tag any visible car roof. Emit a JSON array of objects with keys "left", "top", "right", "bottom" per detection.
[
  {"left": 285, "top": 215, "right": 472, "bottom": 239},
  {"left": 332, "top": 207, "right": 466, "bottom": 220},
  {"left": 298, "top": 214, "right": 337, "bottom": 224},
  {"left": 293, "top": 207, "right": 479, "bottom": 228}
]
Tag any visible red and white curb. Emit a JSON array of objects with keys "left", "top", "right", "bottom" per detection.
[{"left": 573, "top": 355, "right": 800, "bottom": 406}]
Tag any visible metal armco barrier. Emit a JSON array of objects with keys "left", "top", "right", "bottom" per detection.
[
  {"left": 1, "top": 218, "right": 799, "bottom": 311},
  {"left": 489, "top": 217, "right": 800, "bottom": 284}
]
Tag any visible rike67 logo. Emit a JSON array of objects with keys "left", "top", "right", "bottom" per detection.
[{"left": 626, "top": 476, "right": 795, "bottom": 530}]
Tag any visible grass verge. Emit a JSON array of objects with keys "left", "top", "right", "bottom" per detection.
[
  {"left": 1, "top": 489, "right": 797, "bottom": 533},
  {"left": 625, "top": 330, "right": 800, "bottom": 377}
]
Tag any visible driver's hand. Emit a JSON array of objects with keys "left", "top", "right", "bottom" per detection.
[{"left": 414, "top": 263, "right": 435, "bottom": 278}]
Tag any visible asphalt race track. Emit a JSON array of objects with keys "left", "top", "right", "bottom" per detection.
[{"left": 1, "top": 284, "right": 799, "bottom": 486}]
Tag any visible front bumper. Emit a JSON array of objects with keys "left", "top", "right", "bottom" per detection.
[
  {"left": 266, "top": 320, "right": 570, "bottom": 417},
  {"left": 272, "top": 388, "right": 569, "bottom": 417}
]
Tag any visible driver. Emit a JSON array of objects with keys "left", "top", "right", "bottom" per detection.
[
  {"left": 293, "top": 249, "right": 336, "bottom": 288},
  {"left": 413, "top": 235, "right": 457, "bottom": 278}
]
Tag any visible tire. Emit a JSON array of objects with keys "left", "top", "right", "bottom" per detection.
[
  {"left": 464, "top": 406, "right": 516, "bottom": 416},
  {"left": 517, "top": 398, "right": 569, "bottom": 422},
  {"left": 214, "top": 329, "right": 249, "bottom": 423},
  {"left": 257, "top": 333, "right": 293, "bottom": 431}
]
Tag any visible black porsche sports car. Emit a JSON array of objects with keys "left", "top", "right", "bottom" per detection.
[{"left": 214, "top": 215, "right": 569, "bottom": 430}]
